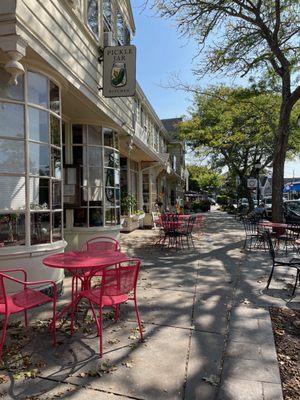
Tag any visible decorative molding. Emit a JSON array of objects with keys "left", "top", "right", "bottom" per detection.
[{"left": 0, "top": 34, "right": 27, "bottom": 84}]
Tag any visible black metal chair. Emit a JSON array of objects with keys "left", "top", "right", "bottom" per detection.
[
  {"left": 264, "top": 231, "right": 300, "bottom": 295},
  {"left": 276, "top": 223, "right": 300, "bottom": 256},
  {"left": 242, "top": 217, "right": 265, "bottom": 250}
]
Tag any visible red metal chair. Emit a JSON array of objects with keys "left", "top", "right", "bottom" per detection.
[
  {"left": 71, "top": 259, "right": 143, "bottom": 357},
  {"left": 81, "top": 236, "right": 120, "bottom": 252},
  {"left": 0, "top": 268, "right": 57, "bottom": 358}
]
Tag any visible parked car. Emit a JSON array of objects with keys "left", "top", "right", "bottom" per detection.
[
  {"left": 283, "top": 200, "right": 300, "bottom": 224},
  {"left": 262, "top": 196, "right": 272, "bottom": 218}
]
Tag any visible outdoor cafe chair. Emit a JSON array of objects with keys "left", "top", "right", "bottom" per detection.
[
  {"left": 242, "top": 217, "right": 266, "bottom": 250},
  {"left": 78, "top": 236, "right": 121, "bottom": 289},
  {"left": 158, "top": 213, "right": 181, "bottom": 249},
  {"left": 71, "top": 259, "right": 143, "bottom": 357},
  {"left": 179, "top": 215, "right": 196, "bottom": 249},
  {"left": 0, "top": 268, "right": 57, "bottom": 358},
  {"left": 263, "top": 231, "right": 300, "bottom": 296},
  {"left": 275, "top": 224, "right": 300, "bottom": 256}
]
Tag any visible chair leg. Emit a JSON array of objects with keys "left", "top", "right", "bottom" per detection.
[
  {"left": 133, "top": 296, "right": 144, "bottom": 341},
  {"left": 24, "top": 310, "right": 28, "bottom": 328},
  {"left": 292, "top": 270, "right": 299, "bottom": 296},
  {"left": 0, "top": 315, "right": 9, "bottom": 359},
  {"left": 114, "top": 305, "right": 120, "bottom": 321},
  {"left": 52, "top": 299, "right": 57, "bottom": 346},
  {"left": 98, "top": 306, "right": 103, "bottom": 357},
  {"left": 266, "top": 264, "right": 275, "bottom": 289}
]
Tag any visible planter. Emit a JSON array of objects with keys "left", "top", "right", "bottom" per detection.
[{"left": 120, "top": 216, "right": 140, "bottom": 233}]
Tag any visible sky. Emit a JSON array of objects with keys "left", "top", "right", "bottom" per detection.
[{"left": 131, "top": 0, "right": 300, "bottom": 178}]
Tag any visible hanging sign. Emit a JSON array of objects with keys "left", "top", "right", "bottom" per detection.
[
  {"left": 247, "top": 178, "right": 257, "bottom": 189},
  {"left": 103, "top": 45, "right": 136, "bottom": 98}
]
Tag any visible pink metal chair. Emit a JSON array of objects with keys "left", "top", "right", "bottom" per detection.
[
  {"left": 71, "top": 259, "right": 143, "bottom": 357},
  {"left": 0, "top": 268, "right": 57, "bottom": 358},
  {"left": 81, "top": 236, "right": 120, "bottom": 252}
]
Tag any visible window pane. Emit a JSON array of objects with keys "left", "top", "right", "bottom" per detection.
[
  {"left": 50, "top": 115, "right": 60, "bottom": 146},
  {"left": 103, "top": 129, "right": 114, "bottom": 147},
  {"left": 73, "top": 146, "right": 83, "bottom": 164},
  {"left": 89, "top": 186, "right": 103, "bottom": 205},
  {"left": 105, "top": 187, "right": 115, "bottom": 205},
  {"left": 104, "top": 148, "right": 119, "bottom": 168},
  {"left": 0, "top": 67, "right": 24, "bottom": 101},
  {"left": 74, "top": 208, "right": 87, "bottom": 227},
  {"left": 0, "top": 176, "right": 25, "bottom": 210},
  {"left": 0, "top": 213, "right": 25, "bottom": 247},
  {"left": 115, "top": 169, "right": 120, "bottom": 187},
  {"left": 103, "top": 0, "right": 112, "bottom": 24},
  {"left": 50, "top": 81, "right": 60, "bottom": 114},
  {"left": 0, "top": 139, "right": 25, "bottom": 173},
  {"left": 29, "top": 177, "right": 50, "bottom": 210},
  {"left": 115, "top": 188, "right": 120, "bottom": 205},
  {"left": 88, "top": 125, "right": 102, "bottom": 145},
  {"left": 51, "top": 148, "right": 61, "bottom": 179},
  {"left": 87, "top": 0, "right": 99, "bottom": 38},
  {"left": 0, "top": 102, "right": 24, "bottom": 138},
  {"left": 52, "top": 212, "right": 62, "bottom": 242},
  {"left": 88, "top": 167, "right": 102, "bottom": 186},
  {"left": 30, "top": 212, "right": 50, "bottom": 245},
  {"left": 73, "top": 125, "right": 84, "bottom": 144},
  {"left": 105, "top": 208, "right": 116, "bottom": 225},
  {"left": 29, "top": 143, "right": 50, "bottom": 176},
  {"left": 28, "top": 107, "right": 49, "bottom": 142},
  {"left": 116, "top": 207, "right": 120, "bottom": 225},
  {"left": 52, "top": 181, "right": 62, "bottom": 209},
  {"left": 117, "top": 11, "right": 124, "bottom": 45},
  {"left": 88, "top": 147, "right": 102, "bottom": 166},
  {"left": 124, "top": 26, "right": 131, "bottom": 46},
  {"left": 105, "top": 168, "right": 114, "bottom": 187},
  {"left": 28, "top": 72, "right": 48, "bottom": 108},
  {"left": 89, "top": 208, "right": 103, "bottom": 227}
]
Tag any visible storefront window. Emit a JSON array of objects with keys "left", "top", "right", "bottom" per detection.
[
  {"left": 66, "top": 125, "right": 120, "bottom": 227},
  {"left": 0, "top": 67, "right": 63, "bottom": 247},
  {"left": 130, "top": 160, "right": 139, "bottom": 204}
]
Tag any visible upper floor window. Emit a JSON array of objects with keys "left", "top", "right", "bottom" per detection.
[
  {"left": 87, "top": 0, "right": 99, "bottom": 38},
  {"left": 103, "top": 0, "right": 112, "bottom": 30},
  {"left": 124, "top": 26, "right": 131, "bottom": 45},
  {"left": 117, "top": 9, "right": 124, "bottom": 45}
]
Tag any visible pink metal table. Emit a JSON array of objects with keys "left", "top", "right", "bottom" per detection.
[{"left": 43, "top": 250, "right": 129, "bottom": 322}]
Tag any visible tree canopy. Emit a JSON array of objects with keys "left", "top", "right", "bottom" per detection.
[
  {"left": 152, "top": 0, "right": 300, "bottom": 221},
  {"left": 180, "top": 86, "right": 300, "bottom": 206},
  {"left": 187, "top": 165, "right": 222, "bottom": 193}
]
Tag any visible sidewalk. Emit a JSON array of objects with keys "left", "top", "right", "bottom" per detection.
[{"left": 1, "top": 211, "right": 297, "bottom": 399}]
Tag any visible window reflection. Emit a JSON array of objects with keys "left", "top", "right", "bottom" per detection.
[
  {"left": 74, "top": 208, "right": 88, "bottom": 227},
  {"left": 30, "top": 212, "right": 50, "bottom": 245},
  {"left": 52, "top": 212, "right": 62, "bottom": 241},
  {"left": 89, "top": 208, "right": 103, "bottom": 227},
  {"left": 28, "top": 72, "right": 48, "bottom": 108},
  {"left": 29, "top": 143, "right": 50, "bottom": 176},
  {"left": 52, "top": 181, "right": 62, "bottom": 209},
  {"left": 50, "top": 81, "right": 60, "bottom": 114},
  {"left": 0, "top": 102, "right": 24, "bottom": 137},
  {"left": 87, "top": 0, "right": 99, "bottom": 38},
  {"left": 29, "top": 177, "right": 49, "bottom": 210},
  {"left": 0, "top": 176, "right": 26, "bottom": 210},
  {"left": 29, "top": 107, "right": 49, "bottom": 142},
  {"left": 0, "top": 213, "right": 25, "bottom": 247},
  {"left": 0, "top": 139, "right": 25, "bottom": 173},
  {"left": 0, "top": 67, "right": 24, "bottom": 100},
  {"left": 50, "top": 115, "right": 60, "bottom": 146},
  {"left": 51, "top": 148, "right": 61, "bottom": 179}
]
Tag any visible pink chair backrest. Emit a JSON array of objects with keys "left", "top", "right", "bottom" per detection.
[
  {"left": 81, "top": 236, "right": 120, "bottom": 252},
  {"left": 0, "top": 275, "right": 7, "bottom": 305},
  {"left": 99, "top": 259, "right": 141, "bottom": 297}
]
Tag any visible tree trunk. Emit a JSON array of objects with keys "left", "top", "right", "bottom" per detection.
[{"left": 271, "top": 101, "right": 292, "bottom": 222}]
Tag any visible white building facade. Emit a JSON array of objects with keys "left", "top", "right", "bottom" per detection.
[{"left": 0, "top": 0, "right": 187, "bottom": 290}]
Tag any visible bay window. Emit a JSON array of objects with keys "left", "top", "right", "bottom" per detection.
[
  {"left": 65, "top": 125, "right": 120, "bottom": 228},
  {"left": 0, "top": 67, "right": 62, "bottom": 247},
  {"left": 87, "top": 0, "right": 99, "bottom": 38}
]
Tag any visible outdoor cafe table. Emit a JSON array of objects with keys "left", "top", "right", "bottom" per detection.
[
  {"left": 43, "top": 250, "right": 129, "bottom": 321},
  {"left": 258, "top": 221, "right": 289, "bottom": 236}
]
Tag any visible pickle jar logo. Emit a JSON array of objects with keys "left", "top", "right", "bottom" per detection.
[{"left": 111, "top": 62, "right": 127, "bottom": 87}]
